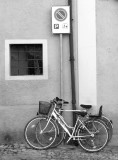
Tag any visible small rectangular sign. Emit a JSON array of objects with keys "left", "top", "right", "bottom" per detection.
[
  {"left": 54, "top": 24, "right": 59, "bottom": 29},
  {"left": 52, "top": 6, "right": 70, "bottom": 34}
]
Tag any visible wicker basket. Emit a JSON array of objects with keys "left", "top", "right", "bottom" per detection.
[{"left": 38, "top": 101, "right": 51, "bottom": 115}]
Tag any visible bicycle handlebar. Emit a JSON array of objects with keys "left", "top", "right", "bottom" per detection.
[
  {"left": 52, "top": 97, "right": 69, "bottom": 105},
  {"left": 56, "top": 97, "right": 69, "bottom": 104}
]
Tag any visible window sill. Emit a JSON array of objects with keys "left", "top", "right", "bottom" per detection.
[{"left": 5, "top": 75, "right": 48, "bottom": 80}]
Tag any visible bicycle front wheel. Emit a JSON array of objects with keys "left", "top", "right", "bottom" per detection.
[
  {"left": 77, "top": 119, "right": 108, "bottom": 152},
  {"left": 24, "top": 117, "right": 57, "bottom": 150},
  {"left": 35, "top": 117, "right": 57, "bottom": 149}
]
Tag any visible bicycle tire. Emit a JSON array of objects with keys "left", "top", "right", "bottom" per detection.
[
  {"left": 24, "top": 117, "right": 57, "bottom": 150},
  {"left": 99, "top": 116, "right": 113, "bottom": 142},
  {"left": 77, "top": 119, "right": 109, "bottom": 152}
]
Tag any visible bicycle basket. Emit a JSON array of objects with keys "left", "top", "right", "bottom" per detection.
[{"left": 38, "top": 101, "right": 51, "bottom": 115}]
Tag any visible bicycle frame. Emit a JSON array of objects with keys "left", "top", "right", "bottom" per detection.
[{"left": 49, "top": 103, "right": 94, "bottom": 143}]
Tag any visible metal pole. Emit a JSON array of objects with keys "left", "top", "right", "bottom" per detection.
[{"left": 60, "top": 33, "right": 63, "bottom": 99}]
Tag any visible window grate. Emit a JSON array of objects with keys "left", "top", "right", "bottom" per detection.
[{"left": 10, "top": 44, "right": 43, "bottom": 76}]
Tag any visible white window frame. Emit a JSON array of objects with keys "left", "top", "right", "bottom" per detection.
[{"left": 5, "top": 39, "right": 48, "bottom": 80}]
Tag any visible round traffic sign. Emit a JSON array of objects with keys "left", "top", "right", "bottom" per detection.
[{"left": 54, "top": 8, "right": 67, "bottom": 21}]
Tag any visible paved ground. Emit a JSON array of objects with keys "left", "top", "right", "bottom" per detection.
[{"left": 0, "top": 143, "right": 118, "bottom": 160}]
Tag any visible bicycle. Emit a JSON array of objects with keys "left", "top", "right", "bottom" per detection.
[
  {"left": 36, "top": 100, "right": 113, "bottom": 147},
  {"left": 36, "top": 99, "right": 113, "bottom": 147},
  {"left": 24, "top": 97, "right": 109, "bottom": 152}
]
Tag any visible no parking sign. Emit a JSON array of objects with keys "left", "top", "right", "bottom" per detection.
[{"left": 52, "top": 6, "right": 70, "bottom": 34}]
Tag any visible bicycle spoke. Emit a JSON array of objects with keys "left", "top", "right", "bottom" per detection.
[{"left": 94, "top": 126, "right": 104, "bottom": 134}]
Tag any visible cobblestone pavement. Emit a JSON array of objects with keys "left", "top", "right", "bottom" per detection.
[{"left": 0, "top": 143, "right": 118, "bottom": 160}]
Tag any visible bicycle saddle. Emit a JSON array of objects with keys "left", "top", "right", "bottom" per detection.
[{"left": 80, "top": 104, "right": 92, "bottom": 109}]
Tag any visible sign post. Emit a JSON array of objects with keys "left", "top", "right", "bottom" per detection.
[
  {"left": 60, "top": 34, "right": 63, "bottom": 98},
  {"left": 52, "top": 6, "right": 70, "bottom": 98}
]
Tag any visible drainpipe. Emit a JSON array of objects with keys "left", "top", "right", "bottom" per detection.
[{"left": 68, "top": 0, "right": 76, "bottom": 126}]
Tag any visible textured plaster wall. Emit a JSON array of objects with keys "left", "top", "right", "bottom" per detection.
[
  {"left": 96, "top": 0, "right": 118, "bottom": 145},
  {"left": 0, "top": 0, "right": 71, "bottom": 105},
  {"left": 0, "top": 0, "right": 74, "bottom": 143}
]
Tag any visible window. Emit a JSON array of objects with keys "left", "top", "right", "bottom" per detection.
[
  {"left": 10, "top": 44, "right": 43, "bottom": 76},
  {"left": 5, "top": 40, "right": 48, "bottom": 80}
]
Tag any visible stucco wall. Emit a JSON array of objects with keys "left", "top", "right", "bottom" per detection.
[
  {"left": 0, "top": 0, "right": 71, "bottom": 105},
  {"left": 96, "top": 0, "right": 118, "bottom": 145},
  {"left": 0, "top": 0, "right": 74, "bottom": 143}
]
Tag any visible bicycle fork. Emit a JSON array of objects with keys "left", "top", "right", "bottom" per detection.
[{"left": 40, "top": 117, "right": 52, "bottom": 134}]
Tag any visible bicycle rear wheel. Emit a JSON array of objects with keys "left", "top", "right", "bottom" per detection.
[
  {"left": 77, "top": 119, "right": 108, "bottom": 152},
  {"left": 24, "top": 117, "right": 57, "bottom": 150},
  {"left": 99, "top": 116, "right": 113, "bottom": 142},
  {"left": 89, "top": 116, "right": 113, "bottom": 143}
]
